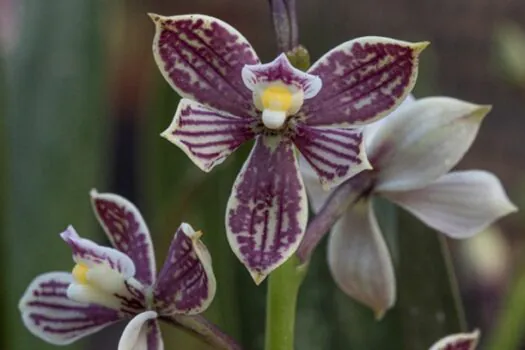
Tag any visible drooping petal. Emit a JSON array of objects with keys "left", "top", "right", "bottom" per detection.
[
  {"left": 429, "top": 330, "right": 479, "bottom": 350},
  {"left": 293, "top": 123, "right": 371, "bottom": 189},
  {"left": 19, "top": 272, "right": 120, "bottom": 345},
  {"left": 368, "top": 97, "right": 491, "bottom": 192},
  {"left": 302, "top": 37, "right": 427, "bottom": 127},
  {"left": 384, "top": 171, "right": 517, "bottom": 239},
  {"left": 161, "top": 98, "right": 257, "bottom": 172},
  {"left": 154, "top": 223, "right": 216, "bottom": 315},
  {"left": 226, "top": 135, "right": 308, "bottom": 284},
  {"left": 150, "top": 13, "right": 259, "bottom": 117},
  {"left": 61, "top": 226, "right": 136, "bottom": 279},
  {"left": 118, "top": 311, "right": 163, "bottom": 350},
  {"left": 328, "top": 200, "right": 395, "bottom": 318},
  {"left": 91, "top": 190, "right": 156, "bottom": 286},
  {"left": 242, "top": 53, "right": 322, "bottom": 98}
]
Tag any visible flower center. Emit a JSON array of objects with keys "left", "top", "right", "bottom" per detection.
[
  {"left": 257, "top": 84, "right": 304, "bottom": 130},
  {"left": 72, "top": 263, "right": 89, "bottom": 284}
]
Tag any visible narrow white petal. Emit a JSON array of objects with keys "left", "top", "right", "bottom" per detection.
[
  {"left": 384, "top": 170, "right": 517, "bottom": 238},
  {"left": 118, "top": 311, "right": 162, "bottom": 350}
]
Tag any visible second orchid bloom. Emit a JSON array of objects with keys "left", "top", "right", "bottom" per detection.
[{"left": 150, "top": 13, "right": 427, "bottom": 282}]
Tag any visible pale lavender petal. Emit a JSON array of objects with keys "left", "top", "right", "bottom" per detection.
[
  {"left": 150, "top": 14, "right": 259, "bottom": 117},
  {"left": 384, "top": 171, "right": 517, "bottom": 239},
  {"left": 226, "top": 135, "right": 308, "bottom": 284},
  {"left": 91, "top": 190, "right": 156, "bottom": 286},
  {"left": 369, "top": 97, "right": 491, "bottom": 192},
  {"left": 154, "top": 223, "right": 216, "bottom": 315},
  {"left": 429, "top": 330, "right": 479, "bottom": 350},
  {"left": 302, "top": 37, "right": 427, "bottom": 127},
  {"left": 299, "top": 157, "right": 333, "bottom": 212},
  {"left": 118, "top": 311, "right": 163, "bottom": 350},
  {"left": 61, "top": 226, "right": 136, "bottom": 279},
  {"left": 19, "top": 272, "right": 120, "bottom": 345},
  {"left": 328, "top": 200, "right": 395, "bottom": 318},
  {"left": 161, "top": 98, "right": 257, "bottom": 172},
  {"left": 293, "top": 124, "right": 371, "bottom": 189},
  {"left": 242, "top": 53, "right": 322, "bottom": 98}
]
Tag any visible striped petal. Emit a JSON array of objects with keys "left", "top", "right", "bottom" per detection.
[
  {"left": 226, "top": 135, "right": 308, "bottom": 284},
  {"left": 91, "top": 190, "right": 156, "bottom": 286},
  {"left": 61, "top": 226, "right": 136, "bottom": 279},
  {"left": 19, "top": 272, "right": 120, "bottom": 345},
  {"left": 118, "top": 311, "right": 163, "bottom": 350},
  {"left": 154, "top": 223, "right": 216, "bottom": 315},
  {"left": 161, "top": 98, "right": 257, "bottom": 172},
  {"left": 150, "top": 14, "right": 259, "bottom": 117},
  {"left": 429, "top": 330, "right": 479, "bottom": 350},
  {"left": 302, "top": 37, "right": 427, "bottom": 127},
  {"left": 293, "top": 124, "right": 371, "bottom": 190}
]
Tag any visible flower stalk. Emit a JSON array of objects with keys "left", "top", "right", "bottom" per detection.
[{"left": 268, "top": 0, "right": 299, "bottom": 52}]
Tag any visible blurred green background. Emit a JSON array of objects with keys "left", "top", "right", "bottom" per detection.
[{"left": 1, "top": 0, "right": 524, "bottom": 349}]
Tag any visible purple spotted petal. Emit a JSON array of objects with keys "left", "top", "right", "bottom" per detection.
[
  {"left": 154, "top": 223, "right": 216, "bottom": 315},
  {"left": 61, "top": 226, "right": 136, "bottom": 279},
  {"left": 150, "top": 14, "right": 259, "bottom": 117},
  {"left": 91, "top": 191, "right": 156, "bottom": 286},
  {"left": 242, "top": 53, "right": 322, "bottom": 98},
  {"left": 161, "top": 98, "right": 257, "bottom": 172},
  {"left": 118, "top": 311, "right": 163, "bottom": 350},
  {"left": 292, "top": 124, "right": 371, "bottom": 189},
  {"left": 429, "top": 330, "right": 479, "bottom": 350},
  {"left": 19, "top": 272, "right": 120, "bottom": 345},
  {"left": 303, "top": 37, "right": 427, "bottom": 127},
  {"left": 226, "top": 135, "right": 308, "bottom": 284}
]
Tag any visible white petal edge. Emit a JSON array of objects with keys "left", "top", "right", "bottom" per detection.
[
  {"left": 118, "top": 311, "right": 160, "bottom": 350},
  {"left": 429, "top": 330, "right": 480, "bottom": 350},
  {"left": 384, "top": 170, "right": 517, "bottom": 239},
  {"left": 328, "top": 200, "right": 395, "bottom": 318}
]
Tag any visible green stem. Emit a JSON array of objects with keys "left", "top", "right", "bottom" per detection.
[{"left": 264, "top": 255, "right": 307, "bottom": 350}]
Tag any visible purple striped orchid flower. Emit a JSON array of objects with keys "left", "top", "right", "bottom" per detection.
[
  {"left": 302, "top": 96, "right": 517, "bottom": 316},
  {"left": 150, "top": 13, "right": 427, "bottom": 283},
  {"left": 429, "top": 330, "right": 479, "bottom": 350},
  {"left": 19, "top": 191, "right": 216, "bottom": 350}
]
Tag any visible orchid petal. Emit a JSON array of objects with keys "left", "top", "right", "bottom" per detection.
[
  {"left": 150, "top": 14, "right": 259, "bottom": 117},
  {"left": 384, "top": 170, "right": 517, "bottom": 239},
  {"left": 154, "top": 223, "right": 216, "bottom": 315},
  {"left": 61, "top": 226, "right": 136, "bottom": 279},
  {"left": 328, "top": 200, "right": 395, "bottom": 317},
  {"left": 293, "top": 124, "right": 371, "bottom": 190},
  {"left": 303, "top": 37, "right": 427, "bottom": 127},
  {"left": 299, "top": 157, "right": 333, "bottom": 212},
  {"left": 226, "top": 135, "right": 308, "bottom": 284},
  {"left": 242, "top": 53, "right": 322, "bottom": 98},
  {"left": 118, "top": 311, "right": 163, "bottom": 350},
  {"left": 91, "top": 190, "right": 156, "bottom": 286},
  {"left": 368, "top": 97, "right": 490, "bottom": 192},
  {"left": 19, "top": 272, "right": 120, "bottom": 345},
  {"left": 161, "top": 98, "right": 256, "bottom": 172},
  {"left": 429, "top": 330, "right": 479, "bottom": 350}
]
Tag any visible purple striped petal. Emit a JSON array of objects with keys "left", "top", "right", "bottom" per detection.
[
  {"left": 226, "top": 136, "right": 308, "bottom": 284},
  {"left": 19, "top": 272, "right": 120, "bottom": 345},
  {"left": 302, "top": 37, "right": 428, "bottom": 127},
  {"left": 61, "top": 226, "right": 136, "bottom": 279},
  {"left": 429, "top": 330, "right": 479, "bottom": 350},
  {"left": 150, "top": 14, "right": 259, "bottom": 117},
  {"left": 242, "top": 53, "right": 322, "bottom": 98},
  {"left": 154, "top": 223, "right": 216, "bottom": 315},
  {"left": 161, "top": 98, "right": 256, "bottom": 172},
  {"left": 91, "top": 191, "right": 156, "bottom": 286},
  {"left": 118, "top": 311, "right": 163, "bottom": 350},
  {"left": 293, "top": 124, "right": 371, "bottom": 190}
]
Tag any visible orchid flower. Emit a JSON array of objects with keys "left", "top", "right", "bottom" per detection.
[
  {"left": 302, "top": 96, "right": 517, "bottom": 316},
  {"left": 429, "top": 330, "right": 479, "bottom": 350},
  {"left": 19, "top": 191, "right": 219, "bottom": 350},
  {"left": 150, "top": 13, "right": 427, "bottom": 283}
]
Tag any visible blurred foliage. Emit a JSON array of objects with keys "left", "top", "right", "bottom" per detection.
[{"left": 493, "top": 20, "right": 525, "bottom": 88}]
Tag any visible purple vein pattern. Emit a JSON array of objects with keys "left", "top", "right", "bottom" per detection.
[
  {"left": 154, "top": 224, "right": 214, "bottom": 315},
  {"left": 303, "top": 38, "right": 423, "bottom": 126},
  {"left": 227, "top": 136, "right": 307, "bottom": 282},
  {"left": 147, "top": 320, "right": 162, "bottom": 350},
  {"left": 19, "top": 272, "right": 120, "bottom": 345},
  {"left": 152, "top": 14, "right": 259, "bottom": 117},
  {"left": 91, "top": 192, "right": 156, "bottom": 286}
]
